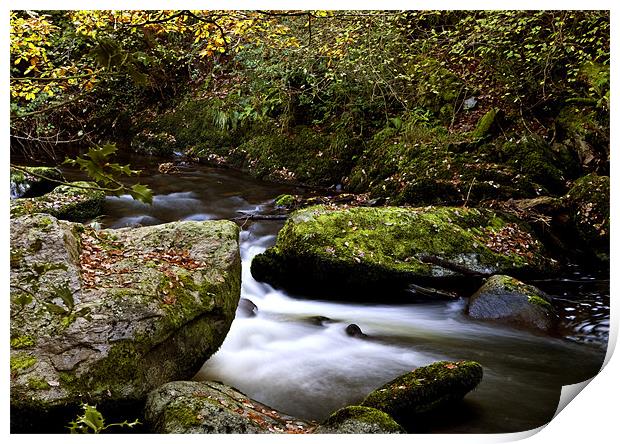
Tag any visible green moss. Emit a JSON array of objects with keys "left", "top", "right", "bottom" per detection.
[
  {"left": 11, "top": 353, "right": 37, "bottom": 374},
  {"left": 80, "top": 341, "right": 143, "bottom": 398},
  {"left": 528, "top": 294, "right": 553, "bottom": 309},
  {"left": 58, "top": 371, "right": 77, "bottom": 385},
  {"left": 27, "top": 377, "right": 50, "bottom": 390},
  {"left": 274, "top": 194, "right": 296, "bottom": 207},
  {"left": 323, "top": 406, "right": 404, "bottom": 433},
  {"left": 165, "top": 401, "right": 204, "bottom": 428},
  {"left": 361, "top": 361, "right": 483, "bottom": 420},
  {"left": 471, "top": 109, "right": 497, "bottom": 139},
  {"left": 490, "top": 136, "right": 577, "bottom": 194},
  {"left": 10, "top": 335, "right": 35, "bottom": 349}
]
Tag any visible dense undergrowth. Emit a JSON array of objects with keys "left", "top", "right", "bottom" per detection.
[{"left": 11, "top": 10, "right": 610, "bottom": 206}]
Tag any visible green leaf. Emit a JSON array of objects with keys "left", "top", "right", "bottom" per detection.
[
  {"left": 129, "top": 183, "right": 153, "bottom": 204},
  {"left": 82, "top": 404, "right": 105, "bottom": 432}
]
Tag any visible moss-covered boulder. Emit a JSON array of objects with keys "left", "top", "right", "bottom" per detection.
[
  {"left": 361, "top": 361, "right": 483, "bottom": 425},
  {"left": 251, "top": 205, "right": 558, "bottom": 297},
  {"left": 10, "top": 166, "right": 65, "bottom": 199},
  {"left": 467, "top": 275, "right": 557, "bottom": 331},
  {"left": 314, "top": 406, "right": 404, "bottom": 434},
  {"left": 10, "top": 214, "right": 241, "bottom": 432},
  {"left": 145, "top": 381, "right": 316, "bottom": 434},
  {"left": 10, "top": 181, "right": 105, "bottom": 222},
  {"left": 564, "top": 174, "right": 610, "bottom": 262}
]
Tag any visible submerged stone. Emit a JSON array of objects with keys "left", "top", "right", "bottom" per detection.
[
  {"left": 467, "top": 275, "right": 557, "bottom": 331},
  {"left": 251, "top": 205, "right": 557, "bottom": 298},
  {"left": 10, "top": 181, "right": 105, "bottom": 222},
  {"left": 361, "top": 361, "right": 483, "bottom": 424},
  {"left": 314, "top": 405, "right": 404, "bottom": 434},
  {"left": 145, "top": 380, "right": 316, "bottom": 434},
  {"left": 10, "top": 214, "right": 241, "bottom": 431}
]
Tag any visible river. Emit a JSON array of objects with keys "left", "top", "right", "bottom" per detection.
[{"left": 61, "top": 157, "right": 608, "bottom": 433}]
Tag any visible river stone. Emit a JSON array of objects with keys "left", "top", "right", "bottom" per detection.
[
  {"left": 251, "top": 205, "right": 558, "bottom": 296},
  {"left": 10, "top": 214, "right": 241, "bottom": 430},
  {"left": 361, "top": 361, "right": 483, "bottom": 425},
  {"left": 314, "top": 406, "right": 404, "bottom": 434},
  {"left": 10, "top": 165, "right": 65, "bottom": 199},
  {"left": 10, "top": 181, "right": 106, "bottom": 222},
  {"left": 145, "top": 380, "right": 316, "bottom": 433},
  {"left": 467, "top": 275, "right": 557, "bottom": 331}
]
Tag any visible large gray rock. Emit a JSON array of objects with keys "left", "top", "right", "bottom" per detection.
[
  {"left": 10, "top": 181, "right": 105, "bottom": 222},
  {"left": 467, "top": 275, "right": 557, "bottom": 331},
  {"left": 314, "top": 406, "right": 404, "bottom": 434},
  {"left": 251, "top": 205, "right": 558, "bottom": 296},
  {"left": 145, "top": 381, "right": 316, "bottom": 433},
  {"left": 10, "top": 214, "right": 241, "bottom": 426},
  {"left": 361, "top": 361, "right": 483, "bottom": 425}
]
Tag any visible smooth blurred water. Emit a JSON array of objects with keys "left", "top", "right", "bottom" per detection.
[{"left": 62, "top": 158, "right": 609, "bottom": 433}]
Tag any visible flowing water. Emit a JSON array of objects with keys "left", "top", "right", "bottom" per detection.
[{"left": 60, "top": 158, "right": 608, "bottom": 433}]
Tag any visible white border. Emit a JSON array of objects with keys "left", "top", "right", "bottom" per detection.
[{"left": 3, "top": 2, "right": 617, "bottom": 442}]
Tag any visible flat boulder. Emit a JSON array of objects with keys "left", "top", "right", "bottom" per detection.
[
  {"left": 10, "top": 214, "right": 241, "bottom": 431},
  {"left": 145, "top": 380, "right": 316, "bottom": 433},
  {"left": 361, "top": 361, "right": 483, "bottom": 424},
  {"left": 251, "top": 205, "right": 557, "bottom": 297},
  {"left": 314, "top": 406, "right": 404, "bottom": 434},
  {"left": 10, "top": 181, "right": 106, "bottom": 222},
  {"left": 467, "top": 275, "right": 557, "bottom": 331}
]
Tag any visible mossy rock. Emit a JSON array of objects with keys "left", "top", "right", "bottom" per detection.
[
  {"left": 345, "top": 121, "right": 546, "bottom": 205},
  {"left": 563, "top": 174, "right": 610, "bottom": 261},
  {"left": 467, "top": 275, "right": 557, "bottom": 332},
  {"left": 250, "top": 205, "right": 558, "bottom": 298},
  {"left": 10, "top": 166, "right": 65, "bottom": 199},
  {"left": 10, "top": 214, "right": 241, "bottom": 432},
  {"left": 488, "top": 136, "right": 579, "bottom": 195},
  {"left": 361, "top": 361, "right": 483, "bottom": 425},
  {"left": 314, "top": 405, "right": 404, "bottom": 434},
  {"left": 555, "top": 103, "right": 609, "bottom": 175},
  {"left": 10, "top": 181, "right": 105, "bottom": 222},
  {"left": 145, "top": 381, "right": 316, "bottom": 434}
]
